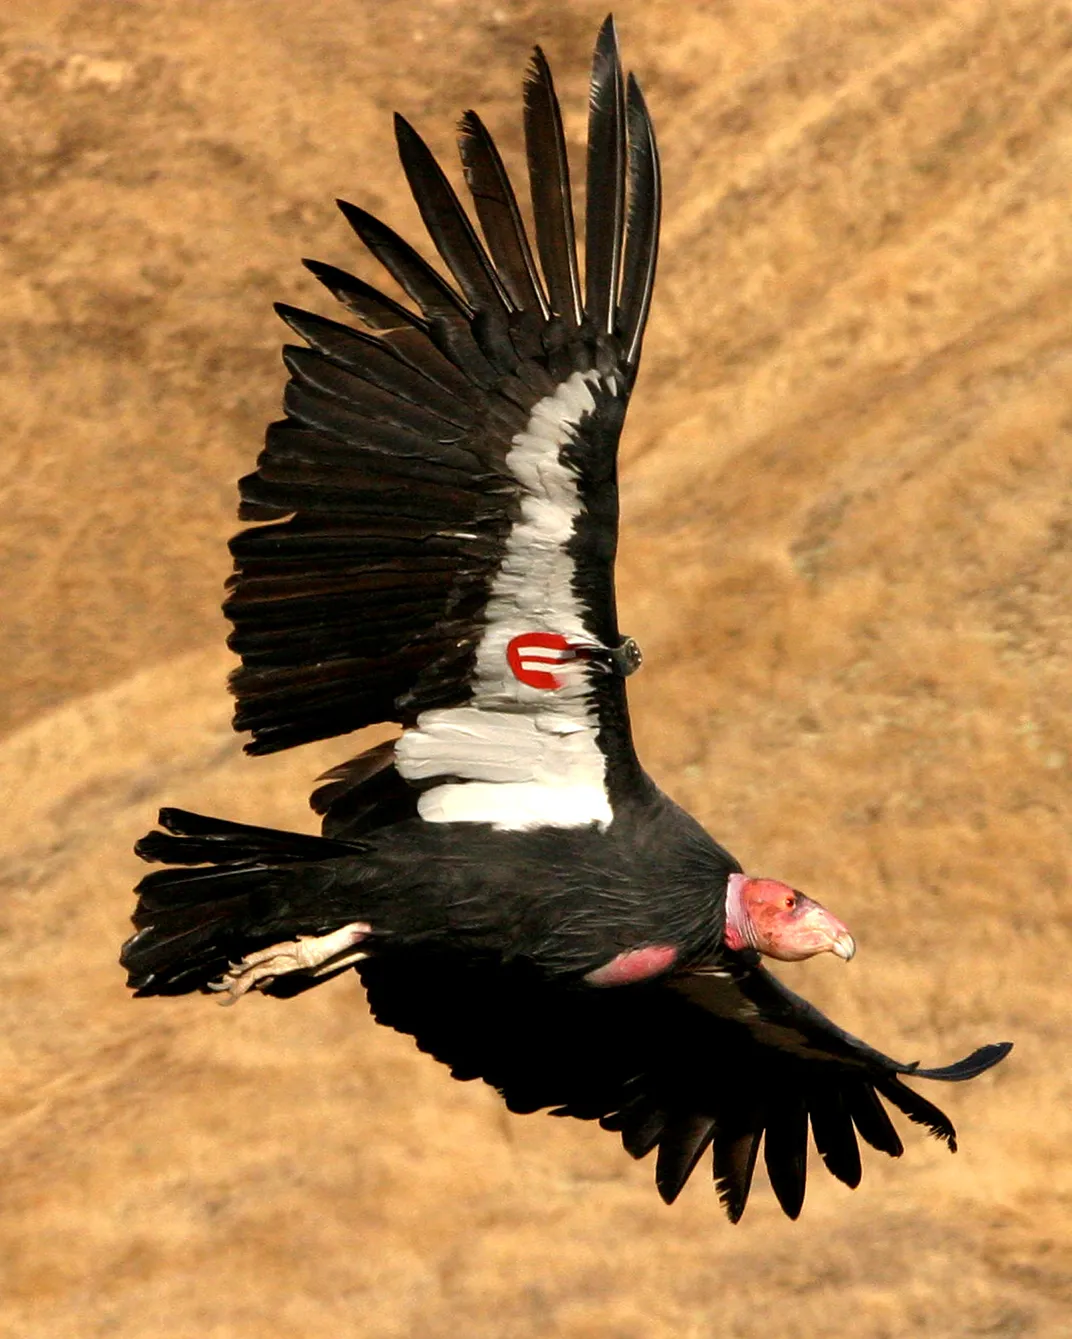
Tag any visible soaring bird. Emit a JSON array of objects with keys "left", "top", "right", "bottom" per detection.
[{"left": 122, "top": 16, "right": 1010, "bottom": 1222}]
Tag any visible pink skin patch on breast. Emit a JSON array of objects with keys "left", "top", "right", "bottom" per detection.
[
  {"left": 506, "top": 632, "right": 578, "bottom": 689},
  {"left": 584, "top": 944, "right": 679, "bottom": 987}
]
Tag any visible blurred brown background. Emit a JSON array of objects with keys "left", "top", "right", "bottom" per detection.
[{"left": 2, "top": 0, "right": 1071, "bottom": 1334}]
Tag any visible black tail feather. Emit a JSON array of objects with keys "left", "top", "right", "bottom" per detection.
[
  {"left": 122, "top": 811, "right": 363, "bottom": 996},
  {"left": 135, "top": 807, "right": 358, "bottom": 867}
]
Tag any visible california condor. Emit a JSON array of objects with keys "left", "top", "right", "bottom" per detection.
[{"left": 121, "top": 15, "right": 1011, "bottom": 1222}]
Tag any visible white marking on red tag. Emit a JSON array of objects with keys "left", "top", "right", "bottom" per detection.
[{"left": 506, "top": 632, "right": 578, "bottom": 690}]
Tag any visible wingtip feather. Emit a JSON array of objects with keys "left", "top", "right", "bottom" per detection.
[
  {"left": 763, "top": 1098, "right": 808, "bottom": 1221},
  {"left": 913, "top": 1041, "right": 1013, "bottom": 1083},
  {"left": 523, "top": 40, "right": 583, "bottom": 326},
  {"left": 585, "top": 9, "right": 626, "bottom": 335},
  {"left": 712, "top": 1128, "right": 761, "bottom": 1223},
  {"left": 654, "top": 1114, "right": 716, "bottom": 1205},
  {"left": 618, "top": 70, "right": 660, "bottom": 371}
]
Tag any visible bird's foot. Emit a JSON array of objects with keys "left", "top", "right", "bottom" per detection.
[{"left": 207, "top": 922, "right": 370, "bottom": 1005}]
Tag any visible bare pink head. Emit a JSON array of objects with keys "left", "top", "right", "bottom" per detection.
[{"left": 724, "top": 874, "right": 856, "bottom": 963}]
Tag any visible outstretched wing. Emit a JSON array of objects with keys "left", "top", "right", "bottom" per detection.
[
  {"left": 358, "top": 949, "right": 1011, "bottom": 1222},
  {"left": 224, "top": 18, "right": 659, "bottom": 830}
]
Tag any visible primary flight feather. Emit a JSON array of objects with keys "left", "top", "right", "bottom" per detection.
[{"left": 122, "top": 15, "right": 1010, "bottom": 1222}]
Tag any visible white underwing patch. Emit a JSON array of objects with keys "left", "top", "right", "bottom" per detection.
[{"left": 395, "top": 370, "right": 613, "bottom": 831}]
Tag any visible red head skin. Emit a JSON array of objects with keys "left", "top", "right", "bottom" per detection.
[{"left": 724, "top": 874, "right": 856, "bottom": 962}]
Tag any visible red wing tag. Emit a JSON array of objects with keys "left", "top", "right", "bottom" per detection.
[{"left": 506, "top": 632, "right": 578, "bottom": 690}]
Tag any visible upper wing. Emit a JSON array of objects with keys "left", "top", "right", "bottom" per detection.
[
  {"left": 224, "top": 18, "right": 659, "bottom": 830},
  {"left": 358, "top": 949, "right": 1010, "bottom": 1222}
]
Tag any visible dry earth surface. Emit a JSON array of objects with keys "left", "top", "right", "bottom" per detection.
[{"left": 2, "top": 0, "right": 1071, "bottom": 1335}]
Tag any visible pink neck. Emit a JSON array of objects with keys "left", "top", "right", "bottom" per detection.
[{"left": 724, "top": 873, "right": 753, "bottom": 951}]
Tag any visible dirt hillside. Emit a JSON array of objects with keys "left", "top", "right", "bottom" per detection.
[{"left": 2, "top": 1, "right": 1071, "bottom": 1335}]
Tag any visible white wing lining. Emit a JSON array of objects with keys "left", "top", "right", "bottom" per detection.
[{"left": 394, "top": 370, "right": 613, "bottom": 831}]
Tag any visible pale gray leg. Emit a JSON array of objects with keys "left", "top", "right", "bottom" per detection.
[{"left": 207, "top": 922, "right": 370, "bottom": 1005}]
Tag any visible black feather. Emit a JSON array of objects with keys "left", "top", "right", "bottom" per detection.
[
  {"left": 808, "top": 1086, "right": 862, "bottom": 1189},
  {"left": 228, "top": 516, "right": 497, "bottom": 564},
  {"left": 523, "top": 46, "right": 583, "bottom": 326},
  {"left": 311, "top": 741, "right": 416, "bottom": 840},
  {"left": 458, "top": 110, "right": 549, "bottom": 319},
  {"left": 336, "top": 199, "right": 499, "bottom": 387},
  {"left": 237, "top": 707, "right": 397, "bottom": 756},
  {"left": 134, "top": 807, "right": 357, "bottom": 867},
  {"left": 336, "top": 197, "right": 472, "bottom": 320},
  {"left": 618, "top": 73, "right": 660, "bottom": 371},
  {"left": 875, "top": 1075, "right": 958, "bottom": 1151},
  {"left": 274, "top": 305, "right": 479, "bottom": 424},
  {"left": 763, "top": 1091, "right": 809, "bottom": 1220},
  {"left": 280, "top": 347, "right": 474, "bottom": 442},
  {"left": 655, "top": 1113, "right": 716, "bottom": 1204},
  {"left": 845, "top": 1081, "right": 904, "bottom": 1158},
  {"left": 223, "top": 27, "right": 658, "bottom": 759},
  {"left": 394, "top": 113, "right": 514, "bottom": 316},
  {"left": 584, "top": 15, "right": 626, "bottom": 335},
  {"left": 712, "top": 1127, "right": 761, "bottom": 1224},
  {"left": 237, "top": 470, "right": 481, "bottom": 525},
  {"left": 266, "top": 400, "right": 503, "bottom": 493},
  {"left": 229, "top": 624, "right": 458, "bottom": 672},
  {"left": 912, "top": 1042, "right": 1013, "bottom": 1082},
  {"left": 302, "top": 259, "right": 429, "bottom": 333},
  {"left": 601, "top": 1099, "right": 667, "bottom": 1160}
]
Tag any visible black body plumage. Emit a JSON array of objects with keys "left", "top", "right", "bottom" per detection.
[{"left": 122, "top": 15, "right": 1010, "bottom": 1221}]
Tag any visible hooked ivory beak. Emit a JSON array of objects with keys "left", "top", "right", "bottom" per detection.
[{"left": 725, "top": 874, "right": 857, "bottom": 963}]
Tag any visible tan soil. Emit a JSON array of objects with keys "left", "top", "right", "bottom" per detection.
[{"left": 1, "top": 1, "right": 1070, "bottom": 1335}]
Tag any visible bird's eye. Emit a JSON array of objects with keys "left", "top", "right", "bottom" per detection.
[{"left": 784, "top": 895, "right": 796, "bottom": 910}]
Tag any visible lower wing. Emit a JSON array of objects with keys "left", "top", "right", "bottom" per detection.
[{"left": 359, "top": 950, "right": 1011, "bottom": 1221}]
